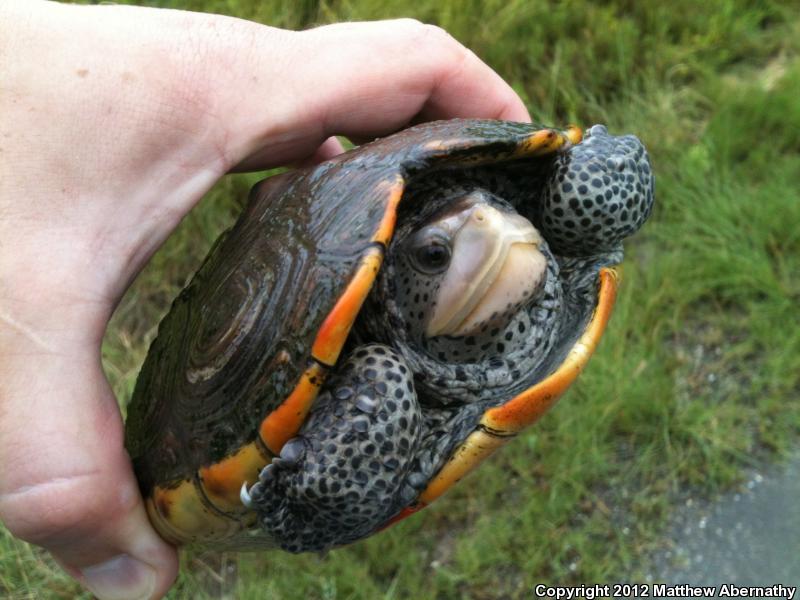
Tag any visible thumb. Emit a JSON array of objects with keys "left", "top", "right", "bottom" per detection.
[{"left": 0, "top": 320, "right": 177, "bottom": 600}]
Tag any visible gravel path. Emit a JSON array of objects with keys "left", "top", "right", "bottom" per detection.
[{"left": 645, "top": 450, "right": 800, "bottom": 589}]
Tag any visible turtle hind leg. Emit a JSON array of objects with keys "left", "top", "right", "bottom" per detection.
[
  {"left": 243, "top": 344, "right": 422, "bottom": 553},
  {"left": 538, "top": 124, "right": 655, "bottom": 257}
]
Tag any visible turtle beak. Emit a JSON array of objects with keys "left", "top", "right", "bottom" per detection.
[{"left": 426, "top": 203, "right": 547, "bottom": 338}]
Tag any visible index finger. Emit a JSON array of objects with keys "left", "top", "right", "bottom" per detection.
[
  {"left": 224, "top": 19, "right": 531, "bottom": 171},
  {"left": 310, "top": 20, "right": 531, "bottom": 125}
]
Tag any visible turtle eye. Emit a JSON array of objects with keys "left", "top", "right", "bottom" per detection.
[
  {"left": 408, "top": 230, "right": 452, "bottom": 275},
  {"left": 415, "top": 242, "right": 450, "bottom": 273}
]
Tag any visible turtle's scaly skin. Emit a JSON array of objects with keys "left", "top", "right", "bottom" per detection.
[
  {"left": 249, "top": 345, "right": 421, "bottom": 551},
  {"left": 125, "top": 120, "right": 654, "bottom": 550},
  {"left": 539, "top": 125, "right": 655, "bottom": 256}
]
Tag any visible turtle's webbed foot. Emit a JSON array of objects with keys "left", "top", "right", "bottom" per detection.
[
  {"left": 539, "top": 124, "right": 655, "bottom": 257},
  {"left": 245, "top": 344, "right": 422, "bottom": 553},
  {"left": 240, "top": 437, "right": 308, "bottom": 508}
]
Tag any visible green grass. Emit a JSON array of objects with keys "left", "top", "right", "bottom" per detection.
[{"left": 3, "top": 0, "right": 800, "bottom": 598}]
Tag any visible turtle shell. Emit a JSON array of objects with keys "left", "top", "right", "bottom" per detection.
[{"left": 125, "top": 119, "right": 617, "bottom": 545}]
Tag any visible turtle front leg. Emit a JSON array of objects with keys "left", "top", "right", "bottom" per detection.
[
  {"left": 538, "top": 124, "right": 655, "bottom": 257},
  {"left": 242, "top": 344, "right": 423, "bottom": 553}
]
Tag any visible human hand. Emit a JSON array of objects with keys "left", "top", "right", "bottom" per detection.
[{"left": 0, "top": 1, "right": 529, "bottom": 598}]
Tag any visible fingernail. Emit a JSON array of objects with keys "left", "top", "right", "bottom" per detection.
[{"left": 80, "top": 554, "right": 156, "bottom": 600}]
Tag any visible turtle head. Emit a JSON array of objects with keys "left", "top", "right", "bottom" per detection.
[{"left": 394, "top": 190, "right": 549, "bottom": 343}]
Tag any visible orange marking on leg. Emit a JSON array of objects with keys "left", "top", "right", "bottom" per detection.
[
  {"left": 311, "top": 246, "right": 383, "bottom": 366},
  {"left": 259, "top": 362, "right": 327, "bottom": 454}
]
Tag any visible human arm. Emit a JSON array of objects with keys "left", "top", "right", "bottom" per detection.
[{"left": 0, "top": 2, "right": 529, "bottom": 598}]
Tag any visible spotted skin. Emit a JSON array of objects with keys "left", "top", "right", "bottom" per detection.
[
  {"left": 394, "top": 194, "right": 560, "bottom": 368},
  {"left": 244, "top": 345, "right": 421, "bottom": 552},
  {"left": 539, "top": 125, "right": 654, "bottom": 256},
  {"left": 244, "top": 197, "right": 568, "bottom": 553},
  {"left": 381, "top": 231, "right": 565, "bottom": 406},
  {"left": 243, "top": 124, "right": 654, "bottom": 553}
]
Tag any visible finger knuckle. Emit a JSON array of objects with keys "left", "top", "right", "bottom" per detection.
[
  {"left": 416, "top": 24, "right": 470, "bottom": 66},
  {"left": 387, "top": 18, "right": 455, "bottom": 47},
  {"left": 0, "top": 472, "right": 135, "bottom": 547},
  {"left": 421, "top": 22, "right": 453, "bottom": 41},
  {"left": 388, "top": 17, "right": 425, "bottom": 30},
  {"left": 414, "top": 21, "right": 458, "bottom": 48}
]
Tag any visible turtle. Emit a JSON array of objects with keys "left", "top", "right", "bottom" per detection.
[{"left": 124, "top": 119, "right": 654, "bottom": 552}]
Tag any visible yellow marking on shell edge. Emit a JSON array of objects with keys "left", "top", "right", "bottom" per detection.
[
  {"left": 148, "top": 480, "right": 242, "bottom": 545},
  {"left": 414, "top": 267, "right": 619, "bottom": 507},
  {"left": 311, "top": 246, "right": 384, "bottom": 366},
  {"left": 515, "top": 128, "right": 568, "bottom": 156},
  {"left": 566, "top": 125, "right": 584, "bottom": 145},
  {"left": 153, "top": 360, "right": 326, "bottom": 544},
  {"left": 418, "top": 429, "right": 507, "bottom": 504},
  {"left": 260, "top": 362, "right": 327, "bottom": 454},
  {"left": 199, "top": 443, "right": 272, "bottom": 513},
  {"left": 422, "top": 139, "right": 446, "bottom": 151},
  {"left": 484, "top": 267, "right": 618, "bottom": 432}
]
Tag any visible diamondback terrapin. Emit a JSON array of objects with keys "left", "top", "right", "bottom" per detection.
[{"left": 125, "top": 119, "right": 654, "bottom": 552}]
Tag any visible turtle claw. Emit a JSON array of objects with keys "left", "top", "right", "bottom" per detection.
[
  {"left": 259, "top": 463, "right": 276, "bottom": 483},
  {"left": 239, "top": 472, "right": 275, "bottom": 508},
  {"left": 240, "top": 482, "right": 253, "bottom": 507}
]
